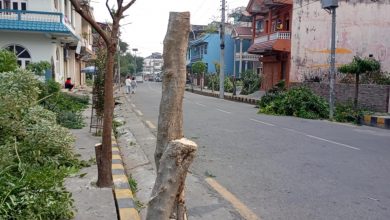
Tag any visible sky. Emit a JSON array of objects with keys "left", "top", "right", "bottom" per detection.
[{"left": 90, "top": 0, "right": 248, "bottom": 57}]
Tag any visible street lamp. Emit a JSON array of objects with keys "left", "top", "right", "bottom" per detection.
[{"left": 132, "top": 48, "right": 138, "bottom": 76}]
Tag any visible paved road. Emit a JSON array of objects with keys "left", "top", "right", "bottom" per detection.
[{"left": 129, "top": 81, "right": 390, "bottom": 220}]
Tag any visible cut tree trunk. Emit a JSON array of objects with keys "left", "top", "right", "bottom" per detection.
[
  {"left": 146, "top": 138, "right": 197, "bottom": 220},
  {"left": 154, "top": 12, "right": 190, "bottom": 170},
  {"left": 148, "top": 11, "right": 192, "bottom": 220}
]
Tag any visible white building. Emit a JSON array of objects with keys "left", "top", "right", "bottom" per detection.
[
  {"left": 0, "top": 0, "right": 94, "bottom": 86},
  {"left": 143, "top": 52, "right": 163, "bottom": 78}
]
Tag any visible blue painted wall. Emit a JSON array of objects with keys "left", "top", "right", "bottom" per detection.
[
  {"left": 189, "top": 33, "right": 234, "bottom": 76},
  {"left": 233, "top": 38, "right": 254, "bottom": 76}
]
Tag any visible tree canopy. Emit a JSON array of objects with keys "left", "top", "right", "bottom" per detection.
[{"left": 192, "top": 61, "right": 207, "bottom": 76}]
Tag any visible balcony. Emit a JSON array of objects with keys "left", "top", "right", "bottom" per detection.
[
  {"left": 249, "top": 31, "right": 291, "bottom": 54},
  {"left": 235, "top": 53, "right": 261, "bottom": 61},
  {"left": 0, "top": 9, "right": 78, "bottom": 42},
  {"left": 254, "top": 31, "right": 291, "bottom": 44}
]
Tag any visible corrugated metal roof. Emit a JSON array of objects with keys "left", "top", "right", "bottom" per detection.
[{"left": 0, "top": 19, "right": 71, "bottom": 33}]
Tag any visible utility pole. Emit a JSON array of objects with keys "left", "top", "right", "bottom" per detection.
[
  {"left": 321, "top": 0, "right": 338, "bottom": 119},
  {"left": 132, "top": 48, "right": 138, "bottom": 76},
  {"left": 219, "top": 0, "right": 225, "bottom": 99}
]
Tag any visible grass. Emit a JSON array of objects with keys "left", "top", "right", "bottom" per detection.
[{"left": 128, "top": 176, "right": 138, "bottom": 194}]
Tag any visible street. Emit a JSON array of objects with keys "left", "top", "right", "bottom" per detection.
[{"left": 127, "top": 81, "right": 390, "bottom": 220}]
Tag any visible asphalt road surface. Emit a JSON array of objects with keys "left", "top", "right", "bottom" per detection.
[{"left": 128, "top": 81, "right": 390, "bottom": 220}]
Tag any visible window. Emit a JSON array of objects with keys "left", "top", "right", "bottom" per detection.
[
  {"left": 256, "top": 20, "right": 264, "bottom": 33},
  {"left": 3, "top": 44, "right": 31, "bottom": 68}
]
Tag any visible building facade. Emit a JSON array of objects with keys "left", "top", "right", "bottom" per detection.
[
  {"left": 247, "top": 0, "right": 390, "bottom": 90},
  {"left": 0, "top": 0, "right": 94, "bottom": 86},
  {"left": 247, "top": 0, "right": 292, "bottom": 90},
  {"left": 232, "top": 26, "right": 261, "bottom": 78},
  {"left": 143, "top": 52, "right": 163, "bottom": 78},
  {"left": 187, "top": 31, "right": 235, "bottom": 75}
]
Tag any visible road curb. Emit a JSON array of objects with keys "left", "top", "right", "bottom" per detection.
[
  {"left": 362, "top": 115, "right": 390, "bottom": 129},
  {"left": 185, "top": 88, "right": 259, "bottom": 105},
  {"left": 111, "top": 137, "right": 141, "bottom": 220}
]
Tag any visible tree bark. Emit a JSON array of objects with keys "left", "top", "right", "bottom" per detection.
[
  {"left": 97, "top": 41, "right": 116, "bottom": 187},
  {"left": 147, "top": 138, "right": 197, "bottom": 220},
  {"left": 155, "top": 12, "right": 190, "bottom": 170}
]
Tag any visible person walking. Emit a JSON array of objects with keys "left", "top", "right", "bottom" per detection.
[
  {"left": 131, "top": 76, "right": 137, "bottom": 94},
  {"left": 125, "top": 76, "right": 132, "bottom": 94}
]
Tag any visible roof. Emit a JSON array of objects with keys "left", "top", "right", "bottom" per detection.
[
  {"left": 248, "top": 38, "right": 291, "bottom": 54},
  {"left": 0, "top": 19, "right": 72, "bottom": 33},
  {"left": 145, "top": 53, "right": 163, "bottom": 59},
  {"left": 232, "top": 26, "right": 252, "bottom": 38},
  {"left": 248, "top": 40, "right": 277, "bottom": 54}
]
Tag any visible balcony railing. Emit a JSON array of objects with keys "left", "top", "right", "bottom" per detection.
[
  {"left": 235, "top": 53, "right": 260, "bottom": 61},
  {"left": 254, "top": 31, "right": 291, "bottom": 44},
  {"left": 0, "top": 9, "right": 63, "bottom": 23},
  {"left": 190, "top": 53, "right": 203, "bottom": 62}
]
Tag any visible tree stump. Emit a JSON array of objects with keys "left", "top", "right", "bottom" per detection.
[{"left": 146, "top": 138, "right": 197, "bottom": 220}]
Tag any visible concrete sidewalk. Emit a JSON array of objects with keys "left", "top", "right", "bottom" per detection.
[
  {"left": 113, "top": 90, "right": 241, "bottom": 220},
  {"left": 65, "top": 107, "right": 117, "bottom": 220}
]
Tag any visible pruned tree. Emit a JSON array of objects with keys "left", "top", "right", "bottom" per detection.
[
  {"left": 147, "top": 12, "right": 197, "bottom": 220},
  {"left": 70, "top": 0, "right": 136, "bottom": 187},
  {"left": 338, "top": 56, "right": 380, "bottom": 109}
]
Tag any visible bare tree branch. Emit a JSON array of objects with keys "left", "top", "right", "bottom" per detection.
[
  {"left": 123, "top": 0, "right": 136, "bottom": 12},
  {"left": 106, "top": 0, "right": 115, "bottom": 20},
  {"left": 70, "top": 0, "right": 110, "bottom": 45}
]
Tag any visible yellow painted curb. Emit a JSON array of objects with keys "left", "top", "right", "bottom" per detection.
[
  {"left": 112, "top": 164, "right": 125, "bottom": 170},
  {"left": 112, "top": 154, "right": 122, "bottom": 160},
  {"left": 119, "top": 208, "right": 140, "bottom": 220},
  {"left": 364, "top": 115, "right": 371, "bottom": 123},
  {"left": 113, "top": 174, "right": 128, "bottom": 183},
  {"left": 377, "top": 117, "right": 385, "bottom": 125},
  {"left": 115, "top": 189, "right": 133, "bottom": 199}
]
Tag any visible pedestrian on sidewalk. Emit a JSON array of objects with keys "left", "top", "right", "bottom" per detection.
[
  {"left": 125, "top": 75, "right": 132, "bottom": 94},
  {"left": 131, "top": 76, "right": 137, "bottom": 94},
  {"left": 65, "top": 77, "right": 74, "bottom": 91}
]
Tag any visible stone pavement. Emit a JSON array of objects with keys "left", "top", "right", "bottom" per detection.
[{"left": 64, "top": 107, "right": 117, "bottom": 220}]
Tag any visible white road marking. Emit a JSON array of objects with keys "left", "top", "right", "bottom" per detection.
[
  {"left": 195, "top": 102, "right": 206, "bottom": 107},
  {"left": 131, "top": 104, "right": 136, "bottom": 108},
  {"left": 282, "top": 127, "right": 306, "bottom": 135},
  {"left": 145, "top": 120, "right": 156, "bottom": 129},
  {"left": 250, "top": 118, "right": 275, "bottom": 126},
  {"left": 216, "top": 108, "right": 231, "bottom": 114},
  {"left": 134, "top": 109, "right": 143, "bottom": 116},
  {"left": 305, "top": 134, "right": 360, "bottom": 150}
]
